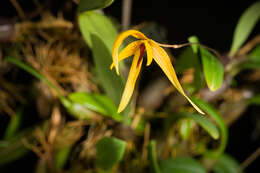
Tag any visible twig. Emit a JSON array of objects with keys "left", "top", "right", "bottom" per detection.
[
  {"left": 238, "top": 35, "right": 260, "bottom": 56},
  {"left": 10, "top": 0, "right": 26, "bottom": 20},
  {"left": 200, "top": 76, "right": 232, "bottom": 101},
  {"left": 240, "top": 146, "right": 260, "bottom": 171},
  {"left": 22, "top": 138, "right": 44, "bottom": 158},
  {"left": 122, "top": 0, "right": 133, "bottom": 31},
  {"left": 142, "top": 123, "right": 151, "bottom": 162},
  {"left": 157, "top": 42, "right": 222, "bottom": 61}
]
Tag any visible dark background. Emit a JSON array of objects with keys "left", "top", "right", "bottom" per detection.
[{"left": 0, "top": 0, "right": 260, "bottom": 172}]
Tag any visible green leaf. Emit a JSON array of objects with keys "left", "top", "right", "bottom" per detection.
[
  {"left": 178, "top": 112, "right": 219, "bottom": 140},
  {"left": 229, "top": 1, "right": 260, "bottom": 56},
  {"left": 4, "top": 109, "right": 22, "bottom": 139},
  {"left": 54, "top": 147, "right": 71, "bottom": 170},
  {"left": 213, "top": 154, "right": 244, "bottom": 173},
  {"left": 160, "top": 157, "right": 206, "bottom": 173},
  {"left": 78, "top": 11, "right": 125, "bottom": 104},
  {"left": 0, "top": 128, "right": 32, "bottom": 165},
  {"left": 200, "top": 47, "right": 224, "bottom": 91},
  {"left": 179, "top": 119, "right": 194, "bottom": 140},
  {"left": 91, "top": 34, "right": 125, "bottom": 105},
  {"left": 247, "top": 95, "right": 260, "bottom": 105},
  {"left": 188, "top": 36, "right": 200, "bottom": 54},
  {"left": 78, "top": 0, "right": 114, "bottom": 12},
  {"left": 148, "top": 140, "right": 161, "bottom": 173},
  {"left": 68, "top": 92, "right": 122, "bottom": 121},
  {"left": 96, "top": 137, "right": 126, "bottom": 170},
  {"left": 78, "top": 11, "right": 117, "bottom": 51},
  {"left": 61, "top": 98, "right": 95, "bottom": 120},
  {"left": 231, "top": 45, "right": 260, "bottom": 74},
  {"left": 191, "top": 97, "right": 228, "bottom": 156},
  {"left": 187, "top": 36, "right": 223, "bottom": 91},
  {"left": 249, "top": 44, "right": 260, "bottom": 61},
  {"left": 238, "top": 60, "right": 260, "bottom": 70},
  {"left": 78, "top": 11, "right": 131, "bottom": 123}
]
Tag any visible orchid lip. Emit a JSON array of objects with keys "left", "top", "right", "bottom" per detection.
[{"left": 137, "top": 44, "right": 145, "bottom": 68}]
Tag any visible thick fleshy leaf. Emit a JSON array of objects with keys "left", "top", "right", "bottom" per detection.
[
  {"left": 54, "top": 147, "right": 71, "bottom": 170},
  {"left": 150, "top": 41, "right": 204, "bottom": 114},
  {"left": 178, "top": 112, "right": 219, "bottom": 139},
  {"left": 249, "top": 44, "right": 260, "bottom": 60},
  {"left": 200, "top": 47, "right": 224, "bottom": 91},
  {"left": 237, "top": 59, "right": 260, "bottom": 70},
  {"left": 110, "top": 40, "right": 143, "bottom": 69},
  {"left": 187, "top": 36, "right": 223, "bottom": 91},
  {"left": 191, "top": 97, "right": 228, "bottom": 155},
  {"left": 232, "top": 45, "right": 260, "bottom": 73},
  {"left": 229, "top": 1, "right": 260, "bottom": 56},
  {"left": 179, "top": 119, "right": 194, "bottom": 140},
  {"left": 118, "top": 49, "right": 143, "bottom": 113},
  {"left": 213, "top": 154, "right": 244, "bottom": 173},
  {"left": 112, "top": 30, "right": 148, "bottom": 74},
  {"left": 148, "top": 140, "right": 161, "bottom": 173},
  {"left": 188, "top": 36, "right": 200, "bottom": 54},
  {"left": 160, "top": 157, "right": 206, "bottom": 173},
  {"left": 78, "top": 0, "right": 114, "bottom": 12},
  {"left": 247, "top": 95, "right": 260, "bottom": 105},
  {"left": 91, "top": 34, "right": 125, "bottom": 105},
  {"left": 79, "top": 11, "right": 117, "bottom": 50},
  {"left": 68, "top": 92, "right": 122, "bottom": 121},
  {"left": 79, "top": 11, "right": 126, "bottom": 105},
  {"left": 96, "top": 137, "right": 126, "bottom": 170}
]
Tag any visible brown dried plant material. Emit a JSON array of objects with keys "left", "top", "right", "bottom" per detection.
[
  {"left": 35, "top": 82, "right": 54, "bottom": 118},
  {"left": 23, "top": 41, "right": 97, "bottom": 96},
  {"left": 54, "top": 121, "right": 84, "bottom": 149},
  {"left": 24, "top": 118, "right": 85, "bottom": 161},
  {"left": 0, "top": 78, "right": 25, "bottom": 116},
  {"left": 15, "top": 12, "right": 74, "bottom": 42},
  {"left": 48, "top": 105, "right": 62, "bottom": 145},
  {"left": 180, "top": 68, "right": 195, "bottom": 84},
  {"left": 0, "top": 89, "right": 16, "bottom": 116},
  {"left": 80, "top": 123, "right": 112, "bottom": 159}
]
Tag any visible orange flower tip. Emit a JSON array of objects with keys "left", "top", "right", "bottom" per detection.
[
  {"left": 117, "top": 107, "right": 123, "bottom": 114},
  {"left": 116, "top": 70, "right": 120, "bottom": 75},
  {"left": 199, "top": 111, "right": 205, "bottom": 115},
  {"left": 114, "top": 66, "right": 120, "bottom": 75},
  {"left": 110, "top": 64, "right": 114, "bottom": 70}
]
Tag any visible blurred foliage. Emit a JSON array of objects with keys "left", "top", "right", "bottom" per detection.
[{"left": 0, "top": 0, "right": 260, "bottom": 172}]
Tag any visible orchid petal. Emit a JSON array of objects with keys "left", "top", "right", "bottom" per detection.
[
  {"left": 117, "top": 49, "right": 143, "bottom": 113},
  {"left": 112, "top": 30, "right": 148, "bottom": 75},
  {"left": 150, "top": 41, "right": 204, "bottom": 114},
  {"left": 110, "top": 40, "right": 143, "bottom": 69},
  {"left": 144, "top": 40, "right": 153, "bottom": 66}
]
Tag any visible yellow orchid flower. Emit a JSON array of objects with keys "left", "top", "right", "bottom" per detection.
[{"left": 111, "top": 29, "right": 204, "bottom": 114}]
